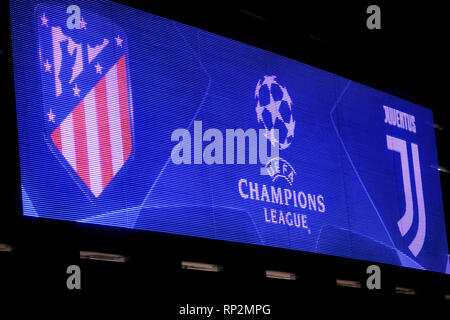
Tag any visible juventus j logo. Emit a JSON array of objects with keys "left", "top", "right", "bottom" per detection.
[{"left": 386, "top": 135, "right": 426, "bottom": 257}]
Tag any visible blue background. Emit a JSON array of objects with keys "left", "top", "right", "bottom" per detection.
[{"left": 10, "top": 0, "right": 449, "bottom": 273}]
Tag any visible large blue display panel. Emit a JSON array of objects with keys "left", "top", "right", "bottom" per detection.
[{"left": 9, "top": 0, "right": 450, "bottom": 273}]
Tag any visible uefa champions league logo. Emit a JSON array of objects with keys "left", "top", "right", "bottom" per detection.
[{"left": 255, "top": 76, "right": 296, "bottom": 185}]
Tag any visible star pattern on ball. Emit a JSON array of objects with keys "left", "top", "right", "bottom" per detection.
[
  {"left": 256, "top": 105, "right": 264, "bottom": 123},
  {"left": 254, "top": 75, "right": 296, "bottom": 150},
  {"left": 285, "top": 119, "right": 295, "bottom": 138},
  {"left": 265, "top": 100, "right": 283, "bottom": 126}
]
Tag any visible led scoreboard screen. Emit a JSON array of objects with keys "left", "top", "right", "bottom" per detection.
[{"left": 9, "top": 0, "right": 450, "bottom": 273}]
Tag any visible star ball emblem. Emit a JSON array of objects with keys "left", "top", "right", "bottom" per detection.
[{"left": 255, "top": 75, "right": 296, "bottom": 150}]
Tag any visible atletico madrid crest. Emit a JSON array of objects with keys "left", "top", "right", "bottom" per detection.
[{"left": 37, "top": 4, "right": 134, "bottom": 199}]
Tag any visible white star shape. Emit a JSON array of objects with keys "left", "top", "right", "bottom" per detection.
[
  {"left": 265, "top": 100, "right": 282, "bottom": 126},
  {"left": 43, "top": 59, "right": 52, "bottom": 73},
  {"left": 73, "top": 83, "right": 81, "bottom": 97},
  {"left": 41, "top": 13, "right": 48, "bottom": 27},
  {"left": 47, "top": 108, "right": 55, "bottom": 122},
  {"left": 267, "top": 128, "right": 280, "bottom": 147},
  {"left": 264, "top": 75, "right": 277, "bottom": 86},
  {"left": 115, "top": 35, "right": 123, "bottom": 47},
  {"left": 285, "top": 119, "right": 296, "bottom": 138},
  {"left": 95, "top": 62, "right": 103, "bottom": 74},
  {"left": 80, "top": 17, "right": 87, "bottom": 30},
  {"left": 256, "top": 105, "right": 264, "bottom": 123}
]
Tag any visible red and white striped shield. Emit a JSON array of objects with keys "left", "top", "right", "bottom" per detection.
[{"left": 50, "top": 55, "right": 132, "bottom": 198}]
